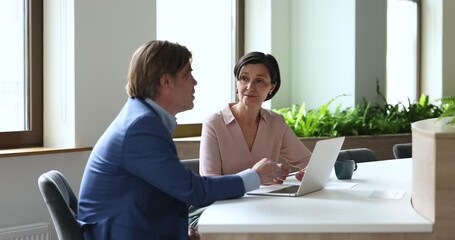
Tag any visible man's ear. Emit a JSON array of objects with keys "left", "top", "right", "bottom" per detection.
[{"left": 160, "top": 74, "right": 172, "bottom": 88}]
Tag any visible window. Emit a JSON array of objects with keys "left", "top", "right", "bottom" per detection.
[
  {"left": 386, "top": 0, "right": 420, "bottom": 104},
  {"left": 0, "top": 0, "right": 43, "bottom": 149},
  {"left": 157, "top": 0, "right": 242, "bottom": 124}
]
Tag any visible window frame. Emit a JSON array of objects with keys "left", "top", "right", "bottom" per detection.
[
  {"left": 0, "top": 0, "right": 43, "bottom": 149},
  {"left": 415, "top": 0, "right": 422, "bottom": 97}
]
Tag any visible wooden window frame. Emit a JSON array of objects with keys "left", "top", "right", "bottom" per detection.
[
  {"left": 0, "top": 0, "right": 43, "bottom": 149},
  {"left": 1, "top": 0, "right": 244, "bottom": 144}
]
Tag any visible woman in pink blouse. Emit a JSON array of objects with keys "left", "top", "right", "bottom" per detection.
[
  {"left": 189, "top": 52, "right": 313, "bottom": 238},
  {"left": 199, "top": 51, "right": 312, "bottom": 180}
]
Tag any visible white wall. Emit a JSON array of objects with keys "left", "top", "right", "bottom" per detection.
[
  {"left": 74, "top": 0, "right": 156, "bottom": 147},
  {"left": 0, "top": 0, "right": 156, "bottom": 239},
  {"left": 270, "top": 0, "right": 292, "bottom": 109},
  {"left": 289, "top": 0, "right": 357, "bottom": 110},
  {"left": 0, "top": 151, "right": 90, "bottom": 239},
  {"left": 244, "top": 0, "right": 358, "bottom": 110},
  {"left": 244, "top": 0, "right": 273, "bottom": 109},
  {"left": 44, "top": 0, "right": 76, "bottom": 147},
  {"left": 355, "top": 0, "right": 387, "bottom": 105},
  {"left": 421, "top": 0, "right": 455, "bottom": 100},
  {"left": 421, "top": 0, "right": 442, "bottom": 100},
  {"left": 44, "top": 0, "right": 156, "bottom": 148},
  {"left": 251, "top": 0, "right": 388, "bottom": 110},
  {"left": 442, "top": 0, "right": 455, "bottom": 97}
]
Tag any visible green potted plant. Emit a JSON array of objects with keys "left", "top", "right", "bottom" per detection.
[
  {"left": 273, "top": 94, "right": 446, "bottom": 159},
  {"left": 439, "top": 96, "right": 455, "bottom": 126},
  {"left": 273, "top": 94, "right": 443, "bottom": 137}
]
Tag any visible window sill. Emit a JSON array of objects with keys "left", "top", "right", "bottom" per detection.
[
  {"left": 0, "top": 146, "right": 92, "bottom": 158},
  {"left": 0, "top": 136, "right": 202, "bottom": 158},
  {"left": 173, "top": 136, "right": 201, "bottom": 141}
]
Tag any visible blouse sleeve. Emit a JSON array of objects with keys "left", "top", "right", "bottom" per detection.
[
  {"left": 278, "top": 115, "right": 312, "bottom": 169},
  {"left": 199, "top": 118, "right": 223, "bottom": 176}
]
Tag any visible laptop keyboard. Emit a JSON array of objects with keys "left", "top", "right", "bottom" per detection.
[{"left": 270, "top": 185, "right": 300, "bottom": 194}]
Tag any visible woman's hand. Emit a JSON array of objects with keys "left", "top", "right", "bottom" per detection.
[
  {"left": 295, "top": 167, "right": 307, "bottom": 181},
  {"left": 271, "top": 164, "right": 290, "bottom": 184}
]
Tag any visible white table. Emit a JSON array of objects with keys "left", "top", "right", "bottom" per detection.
[{"left": 198, "top": 159, "right": 433, "bottom": 240}]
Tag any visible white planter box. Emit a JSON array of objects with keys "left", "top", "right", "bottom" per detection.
[{"left": 411, "top": 117, "right": 455, "bottom": 239}]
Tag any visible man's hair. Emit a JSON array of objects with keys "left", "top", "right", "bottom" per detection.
[{"left": 126, "top": 40, "right": 192, "bottom": 99}]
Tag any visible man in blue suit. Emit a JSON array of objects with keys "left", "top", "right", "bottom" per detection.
[{"left": 78, "top": 40, "right": 289, "bottom": 240}]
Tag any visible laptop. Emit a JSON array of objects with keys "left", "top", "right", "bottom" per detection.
[{"left": 247, "top": 137, "right": 345, "bottom": 197}]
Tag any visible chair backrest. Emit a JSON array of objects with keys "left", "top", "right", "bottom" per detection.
[
  {"left": 337, "top": 148, "right": 379, "bottom": 163},
  {"left": 182, "top": 158, "right": 200, "bottom": 175},
  {"left": 393, "top": 143, "right": 412, "bottom": 159},
  {"left": 38, "top": 170, "right": 84, "bottom": 240}
]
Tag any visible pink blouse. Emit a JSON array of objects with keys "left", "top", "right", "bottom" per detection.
[{"left": 199, "top": 104, "right": 312, "bottom": 176}]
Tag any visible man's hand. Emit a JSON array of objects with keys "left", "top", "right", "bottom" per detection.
[
  {"left": 188, "top": 226, "right": 200, "bottom": 240},
  {"left": 252, "top": 158, "right": 288, "bottom": 185}
]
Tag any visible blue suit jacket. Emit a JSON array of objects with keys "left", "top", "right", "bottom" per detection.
[{"left": 78, "top": 97, "right": 245, "bottom": 240}]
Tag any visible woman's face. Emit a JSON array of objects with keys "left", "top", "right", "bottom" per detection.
[{"left": 236, "top": 63, "right": 275, "bottom": 107}]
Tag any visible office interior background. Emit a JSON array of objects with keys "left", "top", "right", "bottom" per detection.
[{"left": 0, "top": 0, "right": 454, "bottom": 239}]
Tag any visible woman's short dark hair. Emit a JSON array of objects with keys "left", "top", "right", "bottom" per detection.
[
  {"left": 126, "top": 40, "right": 192, "bottom": 99},
  {"left": 233, "top": 51, "right": 281, "bottom": 101}
]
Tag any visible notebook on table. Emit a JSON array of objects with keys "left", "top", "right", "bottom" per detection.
[{"left": 247, "top": 137, "right": 345, "bottom": 197}]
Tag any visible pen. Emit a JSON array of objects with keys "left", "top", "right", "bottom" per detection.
[{"left": 287, "top": 171, "right": 298, "bottom": 177}]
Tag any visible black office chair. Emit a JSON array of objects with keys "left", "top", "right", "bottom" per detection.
[
  {"left": 337, "top": 148, "right": 379, "bottom": 163},
  {"left": 38, "top": 170, "right": 84, "bottom": 240},
  {"left": 393, "top": 143, "right": 412, "bottom": 159},
  {"left": 182, "top": 158, "right": 200, "bottom": 175}
]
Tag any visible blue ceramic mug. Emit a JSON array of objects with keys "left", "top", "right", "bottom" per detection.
[{"left": 334, "top": 159, "right": 358, "bottom": 180}]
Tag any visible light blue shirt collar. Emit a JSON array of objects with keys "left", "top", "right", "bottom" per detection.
[
  {"left": 144, "top": 98, "right": 259, "bottom": 191},
  {"left": 144, "top": 98, "right": 177, "bottom": 135}
]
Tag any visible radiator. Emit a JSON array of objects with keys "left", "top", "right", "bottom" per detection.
[{"left": 0, "top": 223, "right": 50, "bottom": 240}]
